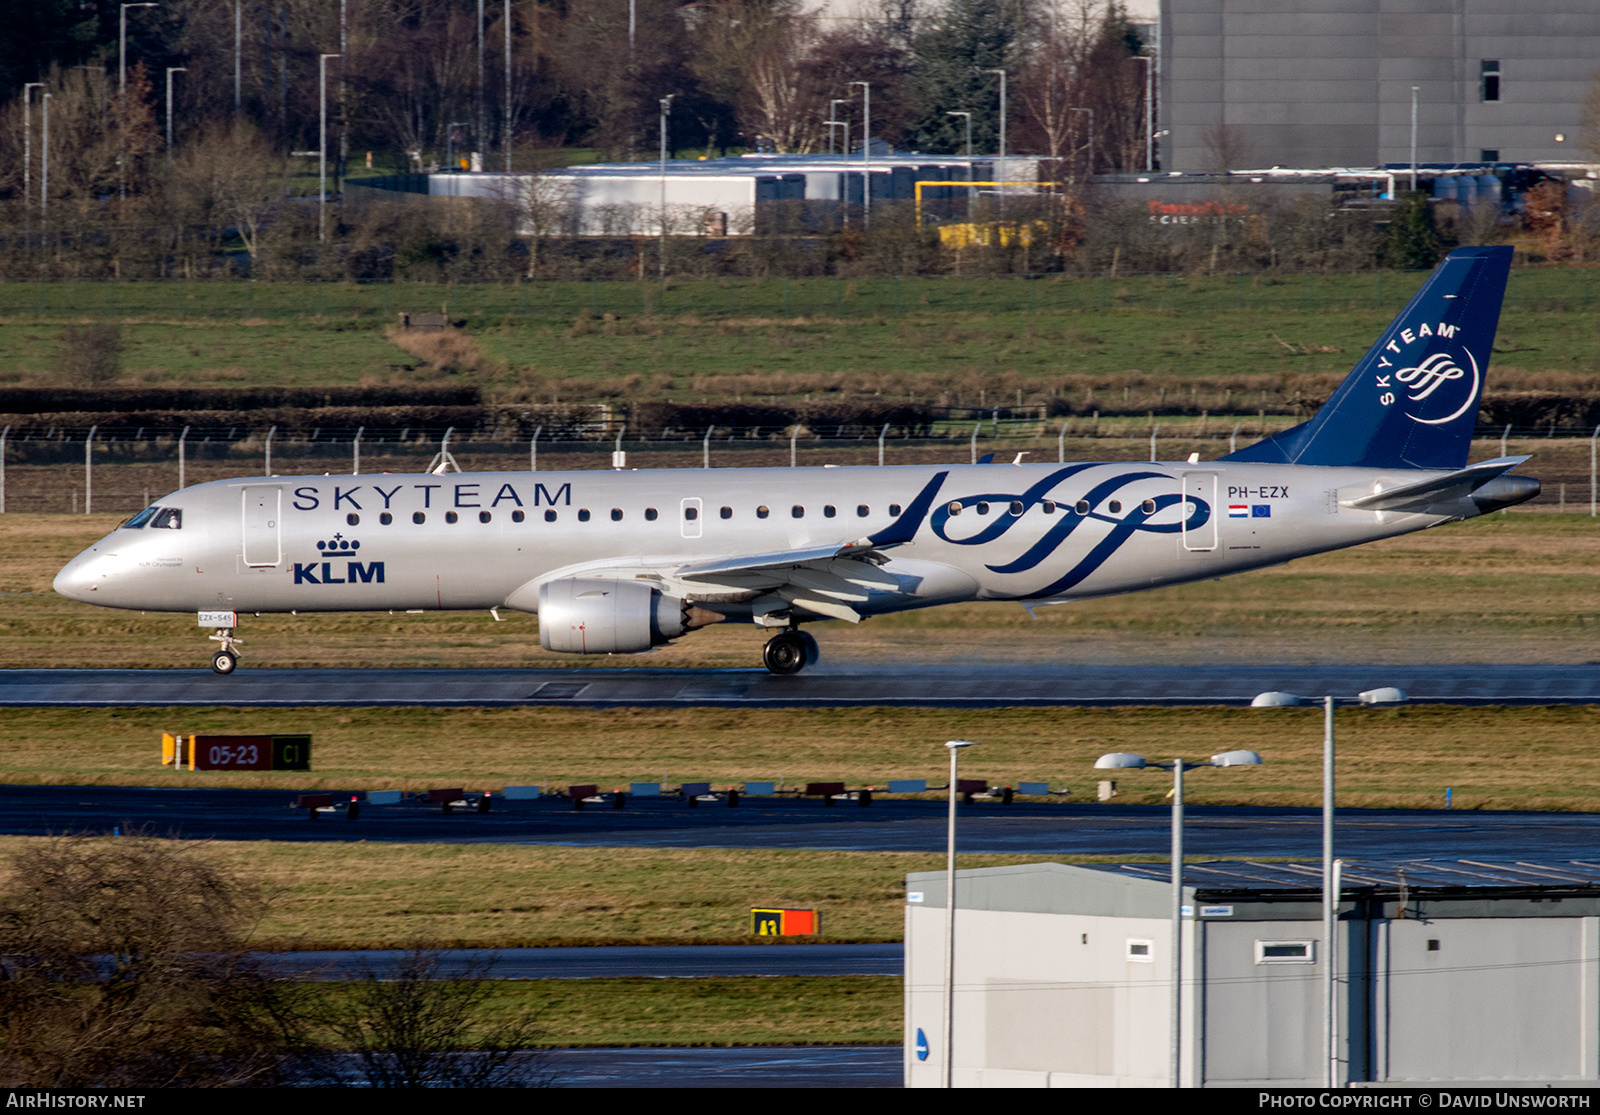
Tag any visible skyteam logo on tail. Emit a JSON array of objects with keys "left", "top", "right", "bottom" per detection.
[{"left": 1375, "top": 321, "right": 1480, "bottom": 426}]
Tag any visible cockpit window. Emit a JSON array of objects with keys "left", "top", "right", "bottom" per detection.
[
  {"left": 124, "top": 506, "right": 160, "bottom": 529},
  {"left": 150, "top": 508, "right": 183, "bottom": 530}
]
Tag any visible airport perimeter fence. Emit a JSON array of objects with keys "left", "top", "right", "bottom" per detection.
[
  {"left": 1, "top": 267, "right": 1596, "bottom": 324},
  {"left": 1, "top": 416, "right": 1588, "bottom": 515}
]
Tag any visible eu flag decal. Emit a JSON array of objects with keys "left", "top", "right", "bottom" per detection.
[{"left": 1252, "top": 505, "right": 1271, "bottom": 518}]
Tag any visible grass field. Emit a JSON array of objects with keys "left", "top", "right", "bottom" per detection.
[
  {"left": 1, "top": 270, "right": 1597, "bottom": 392},
  {"left": 465, "top": 976, "right": 902, "bottom": 1047}
]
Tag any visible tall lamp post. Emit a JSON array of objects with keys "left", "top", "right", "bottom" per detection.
[
  {"left": 849, "top": 81, "right": 871, "bottom": 227},
  {"left": 659, "top": 94, "right": 675, "bottom": 281},
  {"left": 983, "top": 69, "right": 1006, "bottom": 212},
  {"left": 947, "top": 111, "right": 973, "bottom": 207},
  {"left": 41, "top": 93, "right": 51, "bottom": 227},
  {"left": 1093, "top": 748, "right": 1265, "bottom": 1088},
  {"left": 165, "top": 67, "right": 186, "bottom": 163},
  {"left": 830, "top": 98, "right": 850, "bottom": 155},
  {"left": 941, "top": 738, "right": 981, "bottom": 1089},
  {"left": 23, "top": 83, "right": 44, "bottom": 225},
  {"left": 1134, "top": 55, "right": 1153, "bottom": 172},
  {"left": 319, "top": 54, "right": 342, "bottom": 242},
  {"left": 1251, "top": 686, "right": 1406, "bottom": 1088}
]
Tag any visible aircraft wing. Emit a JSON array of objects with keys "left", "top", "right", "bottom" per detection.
[
  {"left": 1339, "top": 456, "right": 1532, "bottom": 512},
  {"left": 674, "top": 541, "right": 902, "bottom": 624}
]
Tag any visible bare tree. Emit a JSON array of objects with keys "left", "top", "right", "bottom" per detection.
[
  {"left": 0, "top": 834, "right": 313, "bottom": 1088},
  {"left": 321, "top": 949, "right": 548, "bottom": 1088}
]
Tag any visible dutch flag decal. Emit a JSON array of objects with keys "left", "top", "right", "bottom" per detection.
[{"left": 1228, "top": 504, "right": 1249, "bottom": 518}]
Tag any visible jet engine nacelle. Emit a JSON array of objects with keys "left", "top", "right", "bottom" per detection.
[{"left": 538, "top": 578, "right": 687, "bottom": 654}]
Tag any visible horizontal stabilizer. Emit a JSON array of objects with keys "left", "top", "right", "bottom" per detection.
[{"left": 1340, "top": 456, "right": 1532, "bottom": 512}]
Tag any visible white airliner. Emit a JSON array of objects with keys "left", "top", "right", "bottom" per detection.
[{"left": 54, "top": 246, "right": 1536, "bottom": 675}]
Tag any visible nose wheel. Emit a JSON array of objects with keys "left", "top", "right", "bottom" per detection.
[
  {"left": 762, "top": 629, "right": 819, "bottom": 675},
  {"left": 208, "top": 627, "right": 242, "bottom": 675}
]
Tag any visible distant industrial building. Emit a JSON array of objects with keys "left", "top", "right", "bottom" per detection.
[
  {"left": 345, "top": 154, "right": 1044, "bottom": 237},
  {"left": 1159, "top": 0, "right": 1600, "bottom": 171},
  {"left": 904, "top": 860, "right": 1600, "bottom": 1087}
]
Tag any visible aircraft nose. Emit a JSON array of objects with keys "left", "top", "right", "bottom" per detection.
[{"left": 54, "top": 550, "right": 108, "bottom": 603}]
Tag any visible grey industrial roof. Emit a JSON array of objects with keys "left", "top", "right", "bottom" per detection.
[{"left": 1101, "top": 859, "right": 1600, "bottom": 892}]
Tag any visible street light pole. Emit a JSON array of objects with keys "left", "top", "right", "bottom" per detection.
[
  {"left": 984, "top": 69, "right": 1006, "bottom": 211},
  {"left": 660, "top": 94, "right": 675, "bottom": 281},
  {"left": 165, "top": 67, "right": 186, "bottom": 163},
  {"left": 23, "top": 83, "right": 43, "bottom": 224},
  {"left": 1135, "top": 56, "right": 1153, "bottom": 172},
  {"left": 319, "top": 54, "right": 342, "bottom": 243},
  {"left": 947, "top": 111, "right": 973, "bottom": 206},
  {"left": 849, "top": 81, "right": 871, "bottom": 227},
  {"left": 505, "top": 0, "right": 513, "bottom": 172},
  {"left": 234, "top": 0, "right": 242, "bottom": 117},
  {"left": 1410, "top": 86, "right": 1420, "bottom": 191},
  {"left": 1095, "top": 748, "right": 1265, "bottom": 1088},
  {"left": 1071, "top": 107, "right": 1094, "bottom": 181},
  {"left": 942, "top": 738, "right": 981, "bottom": 1089},
  {"left": 1253, "top": 686, "right": 1405, "bottom": 1088},
  {"left": 41, "top": 93, "right": 51, "bottom": 227},
  {"left": 830, "top": 99, "right": 849, "bottom": 154}
]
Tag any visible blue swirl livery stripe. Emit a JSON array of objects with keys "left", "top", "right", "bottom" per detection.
[{"left": 927, "top": 467, "right": 1211, "bottom": 598}]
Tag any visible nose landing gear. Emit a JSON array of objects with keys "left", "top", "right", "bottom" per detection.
[
  {"left": 208, "top": 628, "right": 242, "bottom": 675},
  {"left": 762, "top": 628, "right": 819, "bottom": 676}
]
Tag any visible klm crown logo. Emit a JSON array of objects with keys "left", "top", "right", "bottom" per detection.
[{"left": 295, "top": 534, "right": 384, "bottom": 586}]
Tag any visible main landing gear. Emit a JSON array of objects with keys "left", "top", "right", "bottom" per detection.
[
  {"left": 209, "top": 628, "right": 242, "bottom": 675},
  {"left": 762, "top": 629, "right": 819, "bottom": 676}
]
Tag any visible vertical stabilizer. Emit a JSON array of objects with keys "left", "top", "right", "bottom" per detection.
[{"left": 1221, "top": 246, "right": 1510, "bottom": 470}]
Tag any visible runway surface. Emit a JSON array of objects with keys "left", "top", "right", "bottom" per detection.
[
  {"left": 15, "top": 784, "right": 1600, "bottom": 860},
  {"left": 542, "top": 1045, "right": 900, "bottom": 1088},
  {"left": 3, "top": 662, "right": 1599, "bottom": 707},
  {"left": 267, "top": 943, "right": 902, "bottom": 980}
]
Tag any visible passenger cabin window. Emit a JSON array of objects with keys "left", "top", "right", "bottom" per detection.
[
  {"left": 151, "top": 508, "right": 182, "bottom": 530},
  {"left": 413, "top": 512, "right": 426, "bottom": 524},
  {"left": 1008, "top": 501, "right": 1023, "bottom": 516},
  {"left": 479, "top": 511, "right": 492, "bottom": 523},
  {"left": 645, "top": 508, "right": 658, "bottom": 521},
  {"left": 976, "top": 502, "right": 990, "bottom": 515},
  {"left": 578, "top": 509, "right": 591, "bottom": 522},
  {"left": 856, "top": 505, "right": 869, "bottom": 517},
  {"left": 347, "top": 513, "right": 360, "bottom": 526},
  {"left": 124, "top": 506, "right": 159, "bottom": 529},
  {"left": 612, "top": 509, "right": 624, "bottom": 522},
  {"left": 511, "top": 510, "right": 525, "bottom": 523},
  {"left": 756, "top": 506, "right": 770, "bottom": 519},
  {"left": 380, "top": 512, "right": 393, "bottom": 525},
  {"left": 889, "top": 503, "right": 901, "bottom": 516},
  {"left": 545, "top": 510, "right": 558, "bottom": 522},
  {"left": 1108, "top": 500, "right": 1122, "bottom": 514},
  {"left": 1074, "top": 499, "right": 1090, "bottom": 515},
  {"left": 445, "top": 511, "right": 459, "bottom": 524},
  {"left": 823, "top": 505, "right": 836, "bottom": 518},
  {"left": 1042, "top": 501, "right": 1056, "bottom": 514},
  {"left": 1141, "top": 499, "right": 1156, "bottom": 515},
  {"left": 791, "top": 505, "right": 804, "bottom": 519},
  {"left": 947, "top": 502, "right": 963, "bottom": 517},
  {"left": 720, "top": 506, "right": 732, "bottom": 519},
  {"left": 683, "top": 506, "right": 698, "bottom": 521}
]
